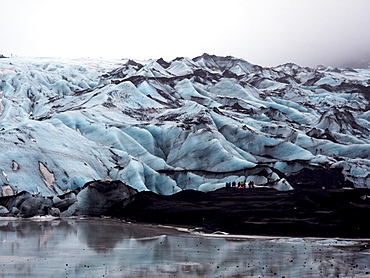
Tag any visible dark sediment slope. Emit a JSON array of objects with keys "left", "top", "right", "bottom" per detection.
[
  {"left": 2, "top": 179, "right": 370, "bottom": 238},
  {"left": 120, "top": 187, "right": 370, "bottom": 238}
]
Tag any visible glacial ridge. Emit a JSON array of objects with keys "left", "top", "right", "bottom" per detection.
[{"left": 1, "top": 54, "right": 370, "bottom": 197}]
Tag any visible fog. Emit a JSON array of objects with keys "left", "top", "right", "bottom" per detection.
[{"left": 1, "top": 0, "right": 370, "bottom": 67}]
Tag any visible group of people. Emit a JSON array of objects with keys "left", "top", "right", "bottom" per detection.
[{"left": 225, "top": 180, "right": 255, "bottom": 189}]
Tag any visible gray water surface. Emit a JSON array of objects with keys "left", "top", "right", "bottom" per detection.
[{"left": 1, "top": 217, "right": 370, "bottom": 277}]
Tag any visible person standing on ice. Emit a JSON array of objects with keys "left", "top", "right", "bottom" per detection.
[
  {"left": 238, "top": 181, "right": 245, "bottom": 189},
  {"left": 232, "top": 181, "right": 236, "bottom": 188},
  {"left": 248, "top": 181, "right": 255, "bottom": 188}
]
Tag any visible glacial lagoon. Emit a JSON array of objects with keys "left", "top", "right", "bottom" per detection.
[{"left": 1, "top": 217, "right": 370, "bottom": 278}]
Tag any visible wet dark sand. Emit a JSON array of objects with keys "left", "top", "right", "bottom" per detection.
[{"left": 120, "top": 187, "right": 370, "bottom": 238}]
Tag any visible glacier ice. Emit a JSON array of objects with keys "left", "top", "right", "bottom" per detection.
[{"left": 1, "top": 54, "right": 370, "bottom": 198}]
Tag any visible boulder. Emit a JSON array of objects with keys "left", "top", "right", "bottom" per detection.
[
  {"left": 0, "top": 191, "right": 32, "bottom": 212},
  {"left": 17, "top": 197, "right": 44, "bottom": 217},
  {"left": 0, "top": 205, "right": 9, "bottom": 214},
  {"left": 74, "top": 180, "right": 138, "bottom": 216}
]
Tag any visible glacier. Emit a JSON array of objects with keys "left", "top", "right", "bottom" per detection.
[{"left": 1, "top": 54, "right": 370, "bottom": 199}]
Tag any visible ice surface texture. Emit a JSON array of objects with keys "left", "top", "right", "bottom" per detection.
[{"left": 1, "top": 54, "right": 370, "bottom": 196}]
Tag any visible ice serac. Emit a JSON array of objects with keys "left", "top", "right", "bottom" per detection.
[{"left": 0, "top": 55, "right": 370, "bottom": 197}]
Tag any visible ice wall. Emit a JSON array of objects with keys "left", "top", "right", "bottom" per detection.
[{"left": 1, "top": 55, "right": 370, "bottom": 196}]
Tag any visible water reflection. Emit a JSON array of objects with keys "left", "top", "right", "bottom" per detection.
[{"left": 1, "top": 217, "right": 370, "bottom": 277}]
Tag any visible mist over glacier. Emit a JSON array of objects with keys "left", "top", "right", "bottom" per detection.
[{"left": 1, "top": 54, "right": 370, "bottom": 197}]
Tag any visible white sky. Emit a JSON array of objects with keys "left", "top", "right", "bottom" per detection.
[{"left": 1, "top": 0, "right": 370, "bottom": 67}]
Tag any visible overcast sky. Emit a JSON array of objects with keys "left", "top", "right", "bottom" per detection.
[{"left": 1, "top": 0, "right": 370, "bottom": 67}]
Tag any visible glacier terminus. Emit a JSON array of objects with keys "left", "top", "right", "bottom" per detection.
[{"left": 0, "top": 53, "right": 370, "bottom": 204}]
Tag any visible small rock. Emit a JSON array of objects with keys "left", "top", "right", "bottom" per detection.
[{"left": 0, "top": 205, "right": 9, "bottom": 214}]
